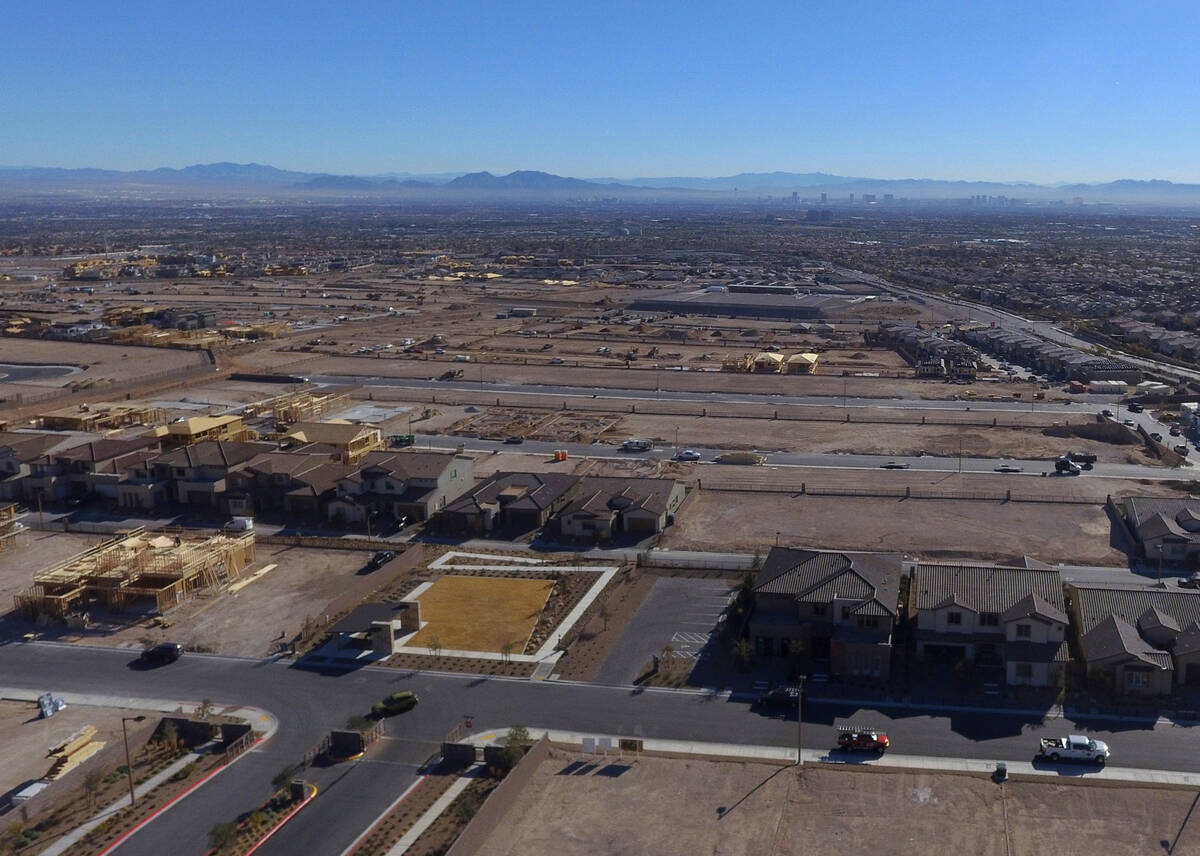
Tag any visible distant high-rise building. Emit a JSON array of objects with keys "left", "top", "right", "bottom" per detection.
[
  {"left": 883, "top": 194, "right": 894, "bottom": 202},
  {"left": 848, "top": 193, "right": 854, "bottom": 203},
  {"left": 791, "top": 191, "right": 798, "bottom": 204},
  {"left": 820, "top": 192, "right": 827, "bottom": 204}
]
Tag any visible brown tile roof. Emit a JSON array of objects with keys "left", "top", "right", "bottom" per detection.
[
  {"left": 754, "top": 548, "right": 900, "bottom": 617},
  {"left": 912, "top": 563, "right": 1066, "bottom": 615}
]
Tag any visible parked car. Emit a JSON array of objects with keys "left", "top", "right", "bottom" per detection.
[
  {"left": 140, "top": 642, "right": 183, "bottom": 666},
  {"left": 837, "top": 729, "right": 890, "bottom": 752},
  {"left": 368, "top": 550, "right": 395, "bottom": 569},
  {"left": 372, "top": 690, "right": 419, "bottom": 717},
  {"left": 1038, "top": 735, "right": 1109, "bottom": 764},
  {"left": 1101, "top": 409, "right": 1114, "bottom": 417},
  {"left": 676, "top": 449, "right": 702, "bottom": 461},
  {"left": 756, "top": 686, "right": 800, "bottom": 709},
  {"left": 880, "top": 461, "right": 910, "bottom": 469},
  {"left": 1170, "top": 427, "right": 1182, "bottom": 436},
  {"left": 1177, "top": 573, "right": 1200, "bottom": 589},
  {"left": 1128, "top": 403, "right": 1144, "bottom": 413},
  {"left": 504, "top": 436, "right": 524, "bottom": 444}
]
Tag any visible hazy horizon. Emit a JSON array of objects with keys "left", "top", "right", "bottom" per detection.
[{"left": 6, "top": 1, "right": 1199, "bottom": 184}]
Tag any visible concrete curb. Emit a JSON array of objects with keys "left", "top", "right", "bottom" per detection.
[
  {"left": 240, "top": 783, "right": 319, "bottom": 856},
  {"left": 466, "top": 726, "right": 1200, "bottom": 787}
]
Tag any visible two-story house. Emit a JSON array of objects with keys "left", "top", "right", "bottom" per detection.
[
  {"left": 327, "top": 450, "right": 473, "bottom": 524},
  {"left": 149, "top": 441, "right": 271, "bottom": 508},
  {"left": 749, "top": 548, "right": 902, "bottom": 681},
  {"left": 909, "top": 562, "right": 1069, "bottom": 687},
  {"left": 0, "top": 432, "right": 77, "bottom": 500},
  {"left": 55, "top": 436, "right": 162, "bottom": 501},
  {"left": 907, "top": 561, "right": 1070, "bottom": 686},
  {"left": 225, "top": 451, "right": 351, "bottom": 519}
]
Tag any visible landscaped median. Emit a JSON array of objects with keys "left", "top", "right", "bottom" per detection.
[{"left": 205, "top": 775, "right": 318, "bottom": 856}]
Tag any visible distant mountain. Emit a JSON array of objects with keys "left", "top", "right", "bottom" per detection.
[
  {"left": 446, "top": 170, "right": 610, "bottom": 191},
  {"left": 1, "top": 162, "right": 1199, "bottom": 205}
]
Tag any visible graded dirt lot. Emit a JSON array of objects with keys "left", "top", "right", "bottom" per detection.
[
  {"left": 408, "top": 575, "right": 555, "bottom": 652},
  {"left": 663, "top": 490, "right": 1124, "bottom": 565},
  {"left": 480, "top": 755, "right": 1200, "bottom": 856},
  {"left": 0, "top": 699, "right": 155, "bottom": 803}
]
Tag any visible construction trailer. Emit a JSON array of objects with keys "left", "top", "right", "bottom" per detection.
[{"left": 13, "top": 526, "right": 255, "bottom": 619}]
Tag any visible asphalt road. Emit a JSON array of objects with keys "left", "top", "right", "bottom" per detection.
[
  {"left": 417, "top": 432, "right": 1191, "bottom": 482},
  {"left": 5, "top": 643, "right": 1200, "bottom": 855}
]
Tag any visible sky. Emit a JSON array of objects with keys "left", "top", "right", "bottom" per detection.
[{"left": 3, "top": 1, "right": 1199, "bottom": 183}]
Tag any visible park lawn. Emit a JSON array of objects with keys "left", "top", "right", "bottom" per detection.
[{"left": 408, "top": 575, "right": 554, "bottom": 653}]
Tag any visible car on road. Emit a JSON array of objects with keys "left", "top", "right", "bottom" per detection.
[
  {"left": 1128, "top": 403, "right": 1144, "bottom": 413},
  {"left": 1151, "top": 432, "right": 1164, "bottom": 442},
  {"left": 994, "top": 463, "right": 1023, "bottom": 473},
  {"left": 504, "top": 436, "right": 524, "bottom": 444},
  {"left": 1170, "top": 426, "right": 1182, "bottom": 436},
  {"left": 1038, "top": 735, "right": 1109, "bottom": 764},
  {"left": 548, "top": 357, "right": 565, "bottom": 365},
  {"left": 675, "top": 449, "right": 702, "bottom": 461},
  {"left": 1177, "top": 573, "right": 1200, "bottom": 589},
  {"left": 880, "top": 461, "right": 910, "bottom": 469},
  {"left": 755, "top": 686, "right": 800, "bottom": 709},
  {"left": 620, "top": 438, "right": 653, "bottom": 452},
  {"left": 367, "top": 550, "right": 395, "bottom": 570},
  {"left": 837, "top": 729, "right": 890, "bottom": 752},
  {"left": 372, "top": 690, "right": 418, "bottom": 717},
  {"left": 140, "top": 642, "right": 183, "bottom": 666},
  {"left": 1101, "top": 409, "right": 1114, "bottom": 417},
  {"left": 1123, "top": 419, "right": 1136, "bottom": 427}
]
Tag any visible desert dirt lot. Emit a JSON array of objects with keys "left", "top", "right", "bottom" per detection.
[
  {"left": 663, "top": 490, "right": 1124, "bottom": 565},
  {"left": 480, "top": 756, "right": 1200, "bottom": 856},
  {"left": 6, "top": 542, "right": 381, "bottom": 658},
  {"left": 408, "top": 575, "right": 554, "bottom": 652}
]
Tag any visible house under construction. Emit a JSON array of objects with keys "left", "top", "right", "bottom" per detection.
[
  {"left": 241, "top": 388, "right": 351, "bottom": 423},
  {"left": 13, "top": 527, "right": 256, "bottom": 619}
]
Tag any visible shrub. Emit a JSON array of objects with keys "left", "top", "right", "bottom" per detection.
[{"left": 172, "top": 762, "right": 197, "bottom": 781}]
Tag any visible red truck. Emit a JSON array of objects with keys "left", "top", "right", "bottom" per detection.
[{"left": 837, "top": 729, "right": 890, "bottom": 752}]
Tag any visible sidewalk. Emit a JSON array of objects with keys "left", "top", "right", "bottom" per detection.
[
  {"left": 38, "top": 750, "right": 207, "bottom": 856},
  {"left": 468, "top": 726, "right": 1200, "bottom": 788}
]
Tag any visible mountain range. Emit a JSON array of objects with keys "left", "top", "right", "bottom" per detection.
[{"left": 1, "top": 162, "right": 1198, "bottom": 205}]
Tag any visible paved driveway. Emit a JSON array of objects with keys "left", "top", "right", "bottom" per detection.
[{"left": 594, "top": 578, "right": 733, "bottom": 685}]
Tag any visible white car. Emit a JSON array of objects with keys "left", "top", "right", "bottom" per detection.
[{"left": 676, "top": 449, "right": 702, "bottom": 461}]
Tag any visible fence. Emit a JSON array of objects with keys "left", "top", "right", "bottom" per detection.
[
  {"left": 255, "top": 533, "right": 400, "bottom": 551},
  {"left": 445, "top": 737, "right": 553, "bottom": 856},
  {"left": 636, "top": 552, "right": 755, "bottom": 571},
  {"left": 0, "top": 359, "right": 215, "bottom": 410}
]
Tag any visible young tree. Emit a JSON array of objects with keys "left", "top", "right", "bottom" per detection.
[
  {"left": 660, "top": 643, "right": 676, "bottom": 675},
  {"left": 427, "top": 636, "right": 443, "bottom": 660},
  {"left": 598, "top": 601, "right": 612, "bottom": 632},
  {"left": 271, "top": 765, "right": 296, "bottom": 793},
  {"left": 83, "top": 767, "right": 105, "bottom": 809},
  {"left": 498, "top": 725, "right": 532, "bottom": 772},
  {"left": 500, "top": 639, "right": 515, "bottom": 664},
  {"left": 734, "top": 638, "right": 754, "bottom": 672}
]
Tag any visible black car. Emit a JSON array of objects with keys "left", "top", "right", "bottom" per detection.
[
  {"left": 140, "top": 643, "right": 183, "bottom": 666},
  {"left": 504, "top": 436, "right": 524, "bottom": 444},
  {"left": 369, "top": 550, "right": 395, "bottom": 568},
  {"left": 1128, "top": 403, "right": 1144, "bottom": 413},
  {"left": 756, "top": 686, "right": 801, "bottom": 708},
  {"left": 1178, "top": 573, "right": 1200, "bottom": 589}
]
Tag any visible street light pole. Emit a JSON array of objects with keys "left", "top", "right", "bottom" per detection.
[
  {"left": 796, "top": 677, "right": 806, "bottom": 768},
  {"left": 121, "top": 715, "right": 146, "bottom": 807}
]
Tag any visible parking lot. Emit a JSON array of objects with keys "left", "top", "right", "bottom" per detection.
[{"left": 593, "top": 578, "right": 733, "bottom": 685}]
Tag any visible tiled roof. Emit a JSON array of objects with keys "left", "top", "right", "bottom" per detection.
[
  {"left": 1069, "top": 582, "right": 1200, "bottom": 637},
  {"left": 1002, "top": 592, "right": 1068, "bottom": 626},
  {"left": 754, "top": 548, "right": 900, "bottom": 617},
  {"left": 1080, "top": 614, "right": 1173, "bottom": 669},
  {"left": 912, "top": 563, "right": 1065, "bottom": 614}
]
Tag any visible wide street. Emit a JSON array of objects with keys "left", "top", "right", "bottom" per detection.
[{"left": 4, "top": 642, "right": 1200, "bottom": 855}]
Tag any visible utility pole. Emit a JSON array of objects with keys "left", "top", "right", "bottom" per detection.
[
  {"left": 121, "top": 715, "right": 146, "bottom": 807},
  {"left": 958, "top": 437, "right": 963, "bottom": 473}
]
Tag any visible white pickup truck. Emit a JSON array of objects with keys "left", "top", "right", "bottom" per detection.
[{"left": 1038, "top": 735, "right": 1110, "bottom": 764}]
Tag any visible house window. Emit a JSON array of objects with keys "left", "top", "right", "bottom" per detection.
[
  {"left": 980, "top": 612, "right": 999, "bottom": 627},
  {"left": 1015, "top": 662, "right": 1033, "bottom": 679},
  {"left": 947, "top": 611, "right": 962, "bottom": 625},
  {"left": 386, "top": 482, "right": 394, "bottom": 491},
  {"left": 1126, "top": 669, "right": 1151, "bottom": 690},
  {"left": 1016, "top": 624, "right": 1032, "bottom": 639},
  {"left": 841, "top": 606, "right": 851, "bottom": 620},
  {"left": 856, "top": 617, "right": 879, "bottom": 630},
  {"left": 811, "top": 604, "right": 827, "bottom": 617}
]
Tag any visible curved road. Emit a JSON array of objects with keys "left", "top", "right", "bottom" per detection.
[{"left": 4, "top": 643, "right": 1200, "bottom": 855}]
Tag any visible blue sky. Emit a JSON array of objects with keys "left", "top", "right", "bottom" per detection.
[{"left": 4, "top": 1, "right": 1198, "bottom": 182}]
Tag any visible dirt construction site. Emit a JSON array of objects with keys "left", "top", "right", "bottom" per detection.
[{"left": 477, "top": 755, "right": 1200, "bottom": 856}]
